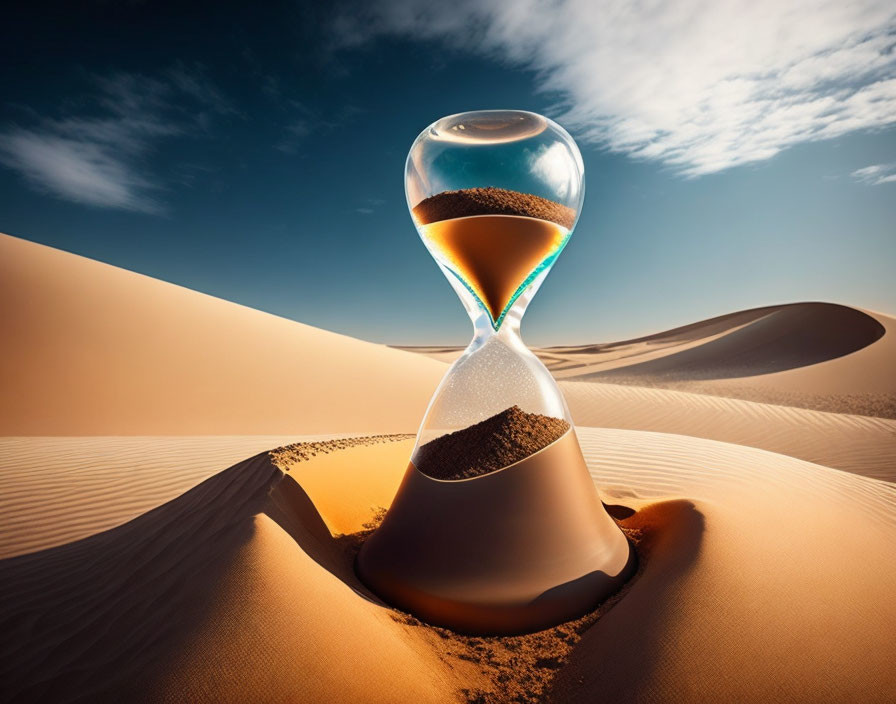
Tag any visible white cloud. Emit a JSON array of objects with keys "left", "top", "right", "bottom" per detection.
[
  {"left": 335, "top": 0, "right": 896, "bottom": 176},
  {"left": 0, "top": 69, "right": 230, "bottom": 213},
  {"left": 851, "top": 163, "right": 896, "bottom": 184},
  {"left": 355, "top": 196, "right": 385, "bottom": 214},
  {"left": 0, "top": 129, "right": 163, "bottom": 213},
  {"left": 527, "top": 142, "right": 577, "bottom": 199}
]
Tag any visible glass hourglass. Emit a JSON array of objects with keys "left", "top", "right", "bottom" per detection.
[{"left": 357, "top": 110, "right": 633, "bottom": 635}]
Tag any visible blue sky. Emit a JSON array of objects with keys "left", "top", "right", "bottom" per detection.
[{"left": 1, "top": 0, "right": 894, "bottom": 345}]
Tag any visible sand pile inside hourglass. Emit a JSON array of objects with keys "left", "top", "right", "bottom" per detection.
[
  {"left": 414, "top": 406, "right": 570, "bottom": 480},
  {"left": 413, "top": 187, "right": 575, "bottom": 327}
]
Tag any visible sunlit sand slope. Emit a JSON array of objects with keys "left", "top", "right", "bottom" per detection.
[
  {"left": 562, "top": 381, "right": 896, "bottom": 482},
  {"left": 0, "top": 438, "right": 478, "bottom": 704},
  {"left": 1, "top": 433, "right": 893, "bottom": 702},
  {"left": 0, "top": 233, "right": 444, "bottom": 435}
]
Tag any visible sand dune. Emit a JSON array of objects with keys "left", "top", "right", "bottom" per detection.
[
  {"left": 562, "top": 382, "right": 896, "bottom": 482},
  {"left": 400, "top": 302, "right": 896, "bottom": 418},
  {"left": 2, "top": 233, "right": 892, "bottom": 482},
  {"left": 0, "top": 437, "right": 477, "bottom": 704},
  {"left": 1, "top": 433, "right": 893, "bottom": 702},
  {"left": 1, "top": 233, "right": 894, "bottom": 701},
  {"left": 544, "top": 302, "right": 886, "bottom": 379},
  {"left": 0, "top": 233, "right": 444, "bottom": 435},
  {"left": 558, "top": 304, "right": 896, "bottom": 418},
  {"left": 391, "top": 302, "right": 896, "bottom": 482},
  {"left": 556, "top": 430, "right": 896, "bottom": 703}
]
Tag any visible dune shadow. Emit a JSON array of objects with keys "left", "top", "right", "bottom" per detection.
[
  {"left": 0, "top": 449, "right": 706, "bottom": 704},
  {"left": 0, "top": 453, "right": 283, "bottom": 703},
  {"left": 264, "top": 473, "right": 383, "bottom": 602},
  {"left": 0, "top": 453, "right": 397, "bottom": 704},
  {"left": 581, "top": 303, "right": 885, "bottom": 381},
  {"left": 546, "top": 500, "right": 705, "bottom": 703},
  {"left": 603, "top": 502, "right": 636, "bottom": 520}
]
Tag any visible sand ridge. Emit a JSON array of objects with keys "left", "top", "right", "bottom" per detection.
[
  {"left": 398, "top": 302, "right": 896, "bottom": 419},
  {"left": 0, "top": 435, "right": 357, "bottom": 559},
  {"left": 0, "top": 233, "right": 444, "bottom": 435}
]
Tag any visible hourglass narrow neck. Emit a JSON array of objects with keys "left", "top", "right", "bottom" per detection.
[{"left": 469, "top": 309, "right": 521, "bottom": 350}]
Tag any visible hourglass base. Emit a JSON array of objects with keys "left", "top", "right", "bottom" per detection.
[{"left": 356, "top": 430, "right": 635, "bottom": 635}]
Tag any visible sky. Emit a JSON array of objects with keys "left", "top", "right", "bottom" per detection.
[{"left": 1, "top": 0, "right": 894, "bottom": 346}]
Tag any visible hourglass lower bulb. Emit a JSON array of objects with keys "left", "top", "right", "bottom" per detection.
[{"left": 356, "top": 110, "right": 633, "bottom": 635}]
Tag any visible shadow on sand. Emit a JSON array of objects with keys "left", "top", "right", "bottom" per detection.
[
  {"left": 0, "top": 451, "right": 705, "bottom": 704},
  {"left": 0, "top": 453, "right": 400, "bottom": 703},
  {"left": 0, "top": 453, "right": 282, "bottom": 703},
  {"left": 547, "top": 500, "right": 706, "bottom": 703},
  {"left": 583, "top": 302, "right": 885, "bottom": 381}
]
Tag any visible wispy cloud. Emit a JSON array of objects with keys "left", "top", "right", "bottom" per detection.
[
  {"left": 0, "top": 129, "right": 165, "bottom": 213},
  {"left": 356, "top": 196, "right": 385, "bottom": 214},
  {"left": 334, "top": 0, "right": 896, "bottom": 176},
  {"left": 273, "top": 96, "right": 364, "bottom": 155},
  {"left": 167, "top": 64, "right": 237, "bottom": 120},
  {"left": 851, "top": 163, "right": 896, "bottom": 185},
  {"left": 276, "top": 116, "right": 314, "bottom": 154},
  {"left": 0, "top": 67, "right": 231, "bottom": 213}
]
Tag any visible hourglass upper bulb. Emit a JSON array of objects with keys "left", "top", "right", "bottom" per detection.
[{"left": 405, "top": 110, "right": 585, "bottom": 330}]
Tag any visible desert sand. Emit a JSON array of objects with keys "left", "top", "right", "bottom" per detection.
[
  {"left": 401, "top": 301, "right": 896, "bottom": 419},
  {"left": 0, "top": 233, "right": 444, "bottom": 435},
  {"left": 1, "top": 232, "right": 895, "bottom": 702}
]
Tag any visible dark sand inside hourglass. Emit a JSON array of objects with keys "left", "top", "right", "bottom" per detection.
[
  {"left": 414, "top": 406, "right": 570, "bottom": 480},
  {"left": 413, "top": 187, "right": 576, "bottom": 325},
  {"left": 411, "top": 188, "right": 577, "bottom": 481}
]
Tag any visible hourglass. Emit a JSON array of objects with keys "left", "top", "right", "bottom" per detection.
[{"left": 357, "top": 110, "right": 633, "bottom": 635}]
